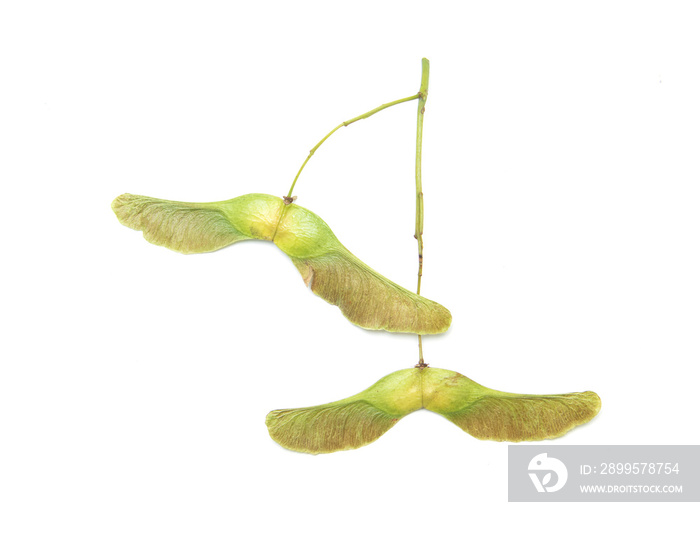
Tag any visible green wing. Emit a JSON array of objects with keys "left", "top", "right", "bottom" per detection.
[
  {"left": 266, "top": 369, "right": 422, "bottom": 454},
  {"left": 422, "top": 368, "right": 601, "bottom": 441},
  {"left": 266, "top": 401, "right": 402, "bottom": 455},
  {"left": 290, "top": 249, "right": 451, "bottom": 335},
  {"left": 111, "top": 194, "right": 250, "bottom": 254},
  {"left": 441, "top": 392, "right": 601, "bottom": 441}
]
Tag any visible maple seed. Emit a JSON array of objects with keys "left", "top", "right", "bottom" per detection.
[
  {"left": 266, "top": 367, "right": 602, "bottom": 454},
  {"left": 112, "top": 192, "right": 452, "bottom": 335}
]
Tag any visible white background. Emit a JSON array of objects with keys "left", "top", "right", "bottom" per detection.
[{"left": 2, "top": 1, "right": 699, "bottom": 558}]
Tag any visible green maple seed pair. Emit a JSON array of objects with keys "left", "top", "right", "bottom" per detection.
[
  {"left": 112, "top": 190, "right": 602, "bottom": 453},
  {"left": 112, "top": 59, "right": 601, "bottom": 454},
  {"left": 267, "top": 367, "right": 602, "bottom": 454},
  {"left": 112, "top": 192, "right": 451, "bottom": 335}
]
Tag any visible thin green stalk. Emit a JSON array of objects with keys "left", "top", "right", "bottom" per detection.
[
  {"left": 415, "top": 58, "right": 429, "bottom": 367},
  {"left": 280, "top": 59, "right": 432, "bottom": 370},
  {"left": 286, "top": 93, "right": 420, "bottom": 199}
]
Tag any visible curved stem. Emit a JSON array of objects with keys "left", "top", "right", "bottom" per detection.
[
  {"left": 415, "top": 58, "right": 430, "bottom": 367},
  {"left": 286, "top": 93, "right": 420, "bottom": 199}
]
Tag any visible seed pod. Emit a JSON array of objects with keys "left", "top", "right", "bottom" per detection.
[
  {"left": 266, "top": 367, "right": 601, "bottom": 454},
  {"left": 112, "top": 192, "right": 451, "bottom": 334}
]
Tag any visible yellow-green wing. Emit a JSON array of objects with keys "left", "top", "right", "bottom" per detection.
[
  {"left": 112, "top": 193, "right": 251, "bottom": 254},
  {"left": 266, "top": 402, "right": 401, "bottom": 455},
  {"left": 290, "top": 249, "right": 451, "bottom": 335},
  {"left": 266, "top": 369, "right": 422, "bottom": 454},
  {"left": 423, "top": 368, "right": 601, "bottom": 441}
]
